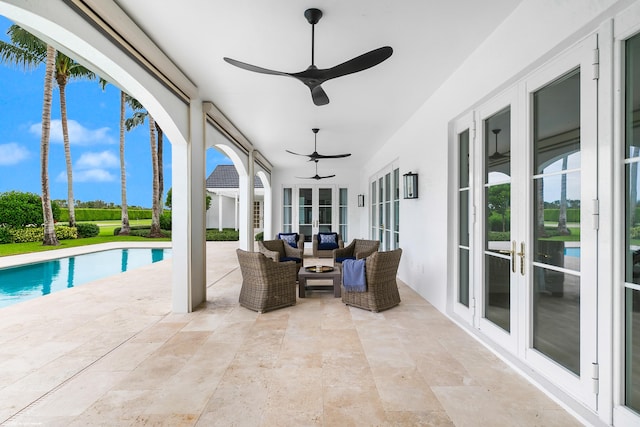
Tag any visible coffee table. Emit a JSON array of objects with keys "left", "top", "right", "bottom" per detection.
[{"left": 298, "top": 265, "right": 342, "bottom": 298}]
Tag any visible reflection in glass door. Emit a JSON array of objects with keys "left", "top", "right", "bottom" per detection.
[
  {"left": 296, "top": 186, "right": 336, "bottom": 245},
  {"left": 298, "top": 187, "right": 313, "bottom": 243},
  {"left": 624, "top": 32, "right": 640, "bottom": 415},
  {"left": 532, "top": 69, "right": 582, "bottom": 375},
  {"left": 484, "top": 107, "right": 512, "bottom": 333}
]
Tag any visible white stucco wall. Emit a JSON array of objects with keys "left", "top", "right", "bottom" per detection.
[{"left": 362, "top": 0, "right": 626, "bottom": 313}]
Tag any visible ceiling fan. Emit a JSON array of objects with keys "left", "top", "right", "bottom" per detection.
[
  {"left": 489, "top": 128, "right": 508, "bottom": 161},
  {"left": 296, "top": 161, "right": 336, "bottom": 180},
  {"left": 286, "top": 128, "right": 351, "bottom": 161},
  {"left": 223, "top": 8, "right": 393, "bottom": 106}
]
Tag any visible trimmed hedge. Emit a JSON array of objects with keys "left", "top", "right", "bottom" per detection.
[
  {"left": 7, "top": 225, "right": 77, "bottom": 243},
  {"left": 543, "top": 208, "right": 581, "bottom": 222},
  {"left": 59, "top": 208, "right": 152, "bottom": 222},
  {"left": 206, "top": 228, "right": 239, "bottom": 241}
]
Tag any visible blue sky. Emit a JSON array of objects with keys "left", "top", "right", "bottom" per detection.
[{"left": 0, "top": 16, "right": 228, "bottom": 208}]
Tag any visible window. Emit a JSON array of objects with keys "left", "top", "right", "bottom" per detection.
[
  {"left": 339, "top": 188, "right": 348, "bottom": 242},
  {"left": 283, "top": 188, "right": 292, "bottom": 233}
]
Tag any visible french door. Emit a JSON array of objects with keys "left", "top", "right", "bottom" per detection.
[
  {"left": 456, "top": 34, "right": 599, "bottom": 409},
  {"left": 296, "top": 185, "right": 337, "bottom": 247},
  {"left": 370, "top": 166, "right": 400, "bottom": 251}
]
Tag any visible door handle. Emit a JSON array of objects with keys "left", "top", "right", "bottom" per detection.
[
  {"left": 498, "top": 240, "right": 516, "bottom": 273},
  {"left": 517, "top": 242, "right": 525, "bottom": 276}
]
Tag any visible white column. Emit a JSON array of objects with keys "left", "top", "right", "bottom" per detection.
[
  {"left": 248, "top": 150, "right": 255, "bottom": 250},
  {"left": 235, "top": 194, "right": 238, "bottom": 231},
  {"left": 218, "top": 194, "right": 223, "bottom": 231},
  {"left": 171, "top": 100, "right": 207, "bottom": 313}
]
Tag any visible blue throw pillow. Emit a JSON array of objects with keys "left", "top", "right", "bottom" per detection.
[
  {"left": 318, "top": 233, "right": 338, "bottom": 250},
  {"left": 278, "top": 233, "right": 299, "bottom": 248}
]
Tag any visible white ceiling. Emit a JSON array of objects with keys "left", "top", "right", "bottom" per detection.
[{"left": 114, "top": 0, "right": 523, "bottom": 171}]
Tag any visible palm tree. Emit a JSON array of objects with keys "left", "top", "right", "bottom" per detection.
[
  {"left": 41, "top": 45, "right": 59, "bottom": 245},
  {"left": 118, "top": 91, "right": 131, "bottom": 234},
  {"left": 54, "top": 52, "right": 96, "bottom": 228},
  {"left": 125, "top": 98, "right": 162, "bottom": 237},
  {"left": 0, "top": 25, "right": 58, "bottom": 245},
  {"left": 99, "top": 79, "right": 131, "bottom": 235}
]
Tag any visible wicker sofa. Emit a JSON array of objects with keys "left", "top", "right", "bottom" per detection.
[
  {"left": 341, "top": 248, "right": 402, "bottom": 312},
  {"left": 236, "top": 249, "right": 297, "bottom": 313},
  {"left": 312, "top": 232, "right": 344, "bottom": 258},
  {"left": 333, "top": 239, "right": 380, "bottom": 264}
]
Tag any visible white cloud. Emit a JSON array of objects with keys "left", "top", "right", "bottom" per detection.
[
  {"left": 58, "top": 169, "right": 116, "bottom": 183},
  {"left": 76, "top": 151, "right": 118, "bottom": 170},
  {"left": 0, "top": 143, "right": 29, "bottom": 165},
  {"left": 29, "top": 119, "right": 115, "bottom": 145}
]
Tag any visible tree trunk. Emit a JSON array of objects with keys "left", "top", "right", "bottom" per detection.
[
  {"left": 156, "top": 123, "right": 164, "bottom": 215},
  {"left": 149, "top": 115, "right": 161, "bottom": 237},
  {"left": 118, "top": 91, "right": 130, "bottom": 235},
  {"left": 41, "top": 45, "right": 59, "bottom": 246},
  {"left": 557, "top": 156, "right": 570, "bottom": 235},
  {"left": 537, "top": 178, "right": 546, "bottom": 237},
  {"left": 57, "top": 75, "right": 76, "bottom": 228}
]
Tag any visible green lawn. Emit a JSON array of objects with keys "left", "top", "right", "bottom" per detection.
[{"left": 0, "top": 219, "right": 170, "bottom": 257}]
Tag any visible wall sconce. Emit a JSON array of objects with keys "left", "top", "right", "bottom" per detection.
[
  {"left": 357, "top": 194, "right": 365, "bottom": 207},
  {"left": 403, "top": 172, "right": 418, "bottom": 199}
]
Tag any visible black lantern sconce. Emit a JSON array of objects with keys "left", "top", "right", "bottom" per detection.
[
  {"left": 357, "top": 194, "right": 365, "bottom": 207},
  {"left": 403, "top": 172, "right": 418, "bottom": 199}
]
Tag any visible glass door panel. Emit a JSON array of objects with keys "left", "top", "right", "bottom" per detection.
[
  {"left": 484, "top": 107, "right": 512, "bottom": 333},
  {"left": 298, "top": 188, "right": 313, "bottom": 243},
  {"left": 318, "top": 188, "right": 333, "bottom": 233},
  {"left": 624, "top": 32, "right": 640, "bottom": 416},
  {"left": 531, "top": 69, "right": 581, "bottom": 375}
]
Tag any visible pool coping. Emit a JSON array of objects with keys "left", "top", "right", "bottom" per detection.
[{"left": 0, "top": 241, "right": 172, "bottom": 269}]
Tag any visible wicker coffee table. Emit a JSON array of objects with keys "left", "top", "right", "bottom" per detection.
[{"left": 298, "top": 265, "right": 342, "bottom": 298}]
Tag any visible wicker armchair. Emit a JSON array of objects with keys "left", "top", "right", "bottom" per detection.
[
  {"left": 258, "top": 240, "right": 303, "bottom": 269},
  {"left": 342, "top": 248, "right": 402, "bottom": 312},
  {"left": 333, "top": 239, "right": 380, "bottom": 264},
  {"left": 275, "top": 232, "right": 305, "bottom": 251},
  {"left": 236, "top": 249, "right": 297, "bottom": 313},
  {"left": 312, "top": 232, "right": 344, "bottom": 258}
]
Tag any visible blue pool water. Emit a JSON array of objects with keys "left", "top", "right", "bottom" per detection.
[
  {"left": 564, "top": 247, "right": 580, "bottom": 257},
  {"left": 0, "top": 248, "right": 171, "bottom": 308}
]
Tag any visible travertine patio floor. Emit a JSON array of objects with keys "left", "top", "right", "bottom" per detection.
[{"left": 0, "top": 241, "right": 582, "bottom": 426}]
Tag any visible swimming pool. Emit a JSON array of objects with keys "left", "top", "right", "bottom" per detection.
[
  {"left": 0, "top": 248, "right": 172, "bottom": 308},
  {"left": 564, "top": 247, "right": 581, "bottom": 257}
]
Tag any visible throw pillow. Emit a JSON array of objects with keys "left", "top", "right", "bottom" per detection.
[
  {"left": 278, "top": 233, "right": 299, "bottom": 248},
  {"left": 319, "top": 233, "right": 337, "bottom": 245}
]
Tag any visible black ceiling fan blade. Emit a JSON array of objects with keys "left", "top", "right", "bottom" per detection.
[
  {"left": 223, "top": 57, "right": 291, "bottom": 77},
  {"left": 309, "top": 153, "right": 352, "bottom": 160},
  {"left": 321, "top": 46, "right": 393, "bottom": 80},
  {"left": 285, "top": 149, "right": 310, "bottom": 157},
  {"left": 311, "top": 85, "right": 330, "bottom": 106}
]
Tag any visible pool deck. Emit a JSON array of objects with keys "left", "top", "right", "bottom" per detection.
[{"left": 0, "top": 241, "right": 582, "bottom": 426}]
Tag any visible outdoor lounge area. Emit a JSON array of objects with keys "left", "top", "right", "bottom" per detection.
[{"left": 0, "top": 242, "right": 580, "bottom": 426}]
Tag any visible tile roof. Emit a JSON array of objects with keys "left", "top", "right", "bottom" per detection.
[{"left": 205, "top": 164, "right": 264, "bottom": 189}]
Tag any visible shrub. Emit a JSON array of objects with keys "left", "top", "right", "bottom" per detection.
[
  {"left": 0, "top": 191, "right": 51, "bottom": 228},
  {"left": 631, "top": 226, "right": 640, "bottom": 240},
  {"left": 129, "top": 228, "right": 171, "bottom": 238},
  {"left": 255, "top": 231, "right": 264, "bottom": 241},
  {"left": 0, "top": 225, "right": 14, "bottom": 244},
  {"left": 75, "top": 223, "right": 100, "bottom": 238},
  {"left": 160, "top": 211, "right": 172, "bottom": 230},
  {"left": 113, "top": 225, "right": 150, "bottom": 235},
  {"left": 59, "top": 208, "right": 152, "bottom": 222},
  {"left": 206, "top": 228, "right": 239, "bottom": 241},
  {"left": 488, "top": 231, "right": 510, "bottom": 241},
  {"left": 7, "top": 225, "right": 77, "bottom": 243}
]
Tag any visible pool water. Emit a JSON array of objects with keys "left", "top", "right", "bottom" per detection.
[
  {"left": 0, "top": 248, "right": 171, "bottom": 308},
  {"left": 564, "top": 247, "right": 580, "bottom": 257}
]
